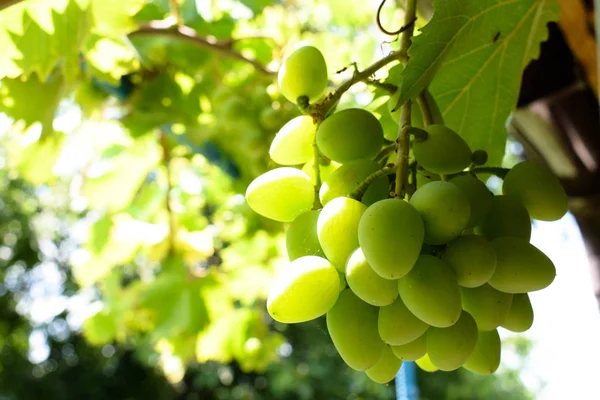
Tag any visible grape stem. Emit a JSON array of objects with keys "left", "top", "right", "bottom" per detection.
[
  {"left": 375, "top": 142, "right": 398, "bottom": 163},
  {"left": 348, "top": 165, "right": 397, "bottom": 201},
  {"left": 393, "top": 0, "right": 418, "bottom": 198},
  {"left": 416, "top": 92, "right": 434, "bottom": 126},
  {"left": 449, "top": 167, "right": 510, "bottom": 179}
]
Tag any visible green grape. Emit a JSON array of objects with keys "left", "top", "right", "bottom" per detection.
[
  {"left": 415, "top": 354, "right": 438, "bottom": 372},
  {"left": 338, "top": 270, "right": 347, "bottom": 292},
  {"left": 391, "top": 333, "right": 427, "bottom": 361},
  {"left": 245, "top": 167, "right": 314, "bottom": 222},
  {"left": 358, "top": 199, "right": 424, "bottom": 279},
  {"left": 267, "top": 256, "right": 340, "bottom": 323},
  {"left": 450, "top": 174, "right": 493, "bottom": 228},
  {"left": 320, "top": 159, "right": 388, "bottom": 206},
  {"left": 346, "top": 248, "right": 398, "bottom": 306},
  {"left": 397, "top": 255, "right": 462, "bottom": 328},
  {"left": 413, "top": 125, "right": 472, "bottom": 174},
  {"left": 269, "top": 116, "right": 316, "bottom": 165},
  {"left": 286, "top": 210, "right": 325, "bottom": 260},
  {"left": 316, "top": 108, "right": 384, "bottom": 163},
  {"left": 416, "top": 170, "right": 441, "bottom": 189},
  {"left": 388, "top": 88, "right": 443, "bottom": 128},
  {"left": 463, "top": 329, "right": 501, "bottom": 375},
  {"left": 503, "top": 161, "right": 568, "bottom": 221},
  {"left": 427, "top": 310, "right": 478, "bottom": 371},
  {"left": 365, "top": 346, "right": 403, "bottom": 384},
  {"left": 378, "top": 297, "right": 429, "bottom": 345},
  {"left": 476, "top": 196, "right": 531, "bottom": 241},
  {"left": 460, "top": 284, "right": 513, "bottom": 331},
  {"left": 442, "top": 235, "right": 496, "bottom": 288},
  {"left": 317, "top": 197, "right": 366, "bottom": 270},
  {"left": 501, "top": 293, "right": 534, "bottom": 332},
  {"left": 326, "top": 289, "right": 385, "bottom": 371},
  {"left": 410, "top": 181, "right": 471, "bottom": 245},
  {"left": 278, "top": 45, "right": 328, "bottom": 103},
  {"left": 489, "top": 237, "right": 556, "bottom": 293},
  {"left": 302, "top": 158, "right": 341, "bottom": 184}
]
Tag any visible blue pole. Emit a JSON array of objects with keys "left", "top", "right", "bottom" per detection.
[{"left": 395, "top": 361, "right": 419, "bottom": 400}]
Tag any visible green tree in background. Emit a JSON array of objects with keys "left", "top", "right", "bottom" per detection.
[{"left": 0, "top": 0, "right": 577, "bottom": 398}]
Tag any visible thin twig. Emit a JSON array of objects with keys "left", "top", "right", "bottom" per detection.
[
  {"left": 129, "top": 21, "right": 275, "bottom": 76},
  {"left": 416, "top": 92, "right": 434, "bottom": 126},
  {"left": 160, "top": 131, "right": 176, "bottom": 256},
  {"left": 349, "top": 166, "right": 396, "bottom": 201},
  {"left": 449, "top": 167, "right": 510, "bottom": 180},
  {"left": 169, "top": 0, "right": 182, "bottom": 26},
  {"left": 376, "top": 0, "right": 418, "bottom": 36}
]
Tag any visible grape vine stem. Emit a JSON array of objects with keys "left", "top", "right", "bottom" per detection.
[
  {"left": 416, "top": 92, "right": 434, "bottom": 126},
  {"left": 393, "top": 0, "right": 418, "bottom": 198},
  {"left": 349, "top": 165, "right": 397, "bottom": 201},
  {"left": 450, "top": 167, "right": 510, "bottom": 179}
]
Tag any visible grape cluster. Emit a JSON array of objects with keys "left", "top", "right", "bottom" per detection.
[{"left": 245, "top": 46, "right": 568, "bottom": 383}]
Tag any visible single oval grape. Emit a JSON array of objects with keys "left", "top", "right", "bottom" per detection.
[
  {"left": 346, "top": 248, "right": 398, "bottom": 306},
  {"left": 489, "top": 237, "right": 556, "bottom": 293},
  {"left": 278, "top": 46, "right": 328, "bottom": 104},
  {"left": 326, "top": 289, "right": 385, "bottom": 371},
  {"left": 286, "top": 210, "right": 325, "bottom": 260},
  {"left": 320, "top": 159, "right": 388, "bottom": 206},
  {"left": 460, "top": 284, "right": 513, "bottom": 331},
  {"left": 378, "top": 297, "right": 429, "bottom": 345},
  {"left": 245, "top": 167, "right": 314, "bottom": 222},
  {"left": 358, "top": 199, "right": 424, "bottom": 279},
  {"left": 503, "top": 161, "right": 568, "bottom": 221},
  {"left": 317, "top": 197, "right": 366, "bottom": 270},
  {"left": 365, "top": 346, "right": 403, "bottom": 384},
  {"left": 316, "top": 108, "right": 384, "bottom": 163},
  {"left": 476, "top": 196, "right": 531, "bottom": 241},
  {"left": 415, "top": 354, "right": 438, "bottom": 373},
  {"left": 413, "top": 125, "right": 472, "bottom": 174},
  {"left": 501, "top": 293, "right": 534, "bottom": 332},
  {"left": 302, "top": 158, "right": 341, "bottom": 184},
  {"left": 267, "top": 256, "right": 340, "bottom": 323},
  {"left": 450, "top": 174, "right": 493, "bottom": 228},
  {"left": 463, "top": 329, "right": 501, "bottom": 375},
  {"left": 397, "top": 255, "right": 462, "bottom": 328},
  {"left": 391, "top": 333, "right": 427, "bottom": 361},
  {"left": 410, "top": 181, "right": 471, "bottom": 245},
  {"left": 443, "top": 235, "right": 496, "bottom": 288},
  {"left": 416, "top": 170, "right": 441, "bottom": 189},
  {"left": 269, "top": 116, "right": 316, "bottom": 165},
  {"left": 427, "top": 310, "right": 478, "bottom": 371}
]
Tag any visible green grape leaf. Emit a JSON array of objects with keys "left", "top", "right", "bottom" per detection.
[
  {"left": 15, "top": 132, "right": 66, "bottom": 185},
  {"left": 392, "top": 0, "right": 559, "bottom": 165},
  {"left": 90, "top": 0, "right": 144, "bottom": 36},
  {"left": 83, "top": 309, "right": 118, "bottom": 345},
  {"left": 0, "top": 0, "right": 91, "bottom": 81},
  {"left": 0, "top": 74, "right": 65, "bottom": 135},
  {"left": 84, "top": 34, "right": 140, "bottom": 84}
]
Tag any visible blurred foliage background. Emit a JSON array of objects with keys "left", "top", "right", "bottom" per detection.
[{"left": 0, "top": 0, "right": 538, "bottom": 398}]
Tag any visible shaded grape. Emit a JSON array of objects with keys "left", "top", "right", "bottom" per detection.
[
  {"left": 427, "top": 310, "right": 478, "bottom": 371},
  {"left": 346, "top": 248, "right": 398, "bottom": 306},
  {"left": 320, "top": 159, "right": 388, "bottom": 206},
  {"left": 302, "top": 158, "right": 340, "bottom": 184},
  {"left": 410, "top": 181, "right": 471, "bottom": 245},
  {"left": 378, "top": 297, "right": 429, "bottom": 345},
  {"left": 316, "top": 108, "right": 383, "bottom": 163},
  {"left": 450, "top": 174, "right": 493, "bottom": 228},
  {"left": 489, "top": 237, "right": 556, "bottom": 293},
  {"left": 463, "top": 329, "right": 501, "bottom": 375},
  {"left": 460, "top": 284, "right": 513, "bottom": 331},
  {"left": 501, "top": 293, "right": 534, "bottom": 332},
  {"left": 366, "top": 346, "right": 403, "bottom": 384},
  {"left": 358, "top": 199, "right": 424, "bottom": 279},
  {"left": 286, "top": 210, "right": 325, "bottom": 260},
  {"left": 476, "top": 196, "right": 531, "bottom": 240},
  {"left": 391, "top": 333, "right": 427, "bottom": 361},
  {"left": 503, "top": 161, "right": 568, "bottom": 221},
  {"left": 443, "top": 235, "right": 496, "bottom": 288},
  {"left": 327, "top": 290, "right": 385, "bottom": 370},
  {"left": 413, "top": 125, "right": 472, "bottom": 174},
  {"left": 398, "top": 255, "right": 462, "bottom": 328}
]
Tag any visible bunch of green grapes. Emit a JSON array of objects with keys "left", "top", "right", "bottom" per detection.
[{"left": 245, "top": 46, "right": 567, "bottom": 383}]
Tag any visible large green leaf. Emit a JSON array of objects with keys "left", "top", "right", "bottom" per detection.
[
  {"left": 391, "top": 0, "right": 559, "bottom": 165},
  {"left": 0, "top": 0, "right": 91, "bottom": 80}
]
